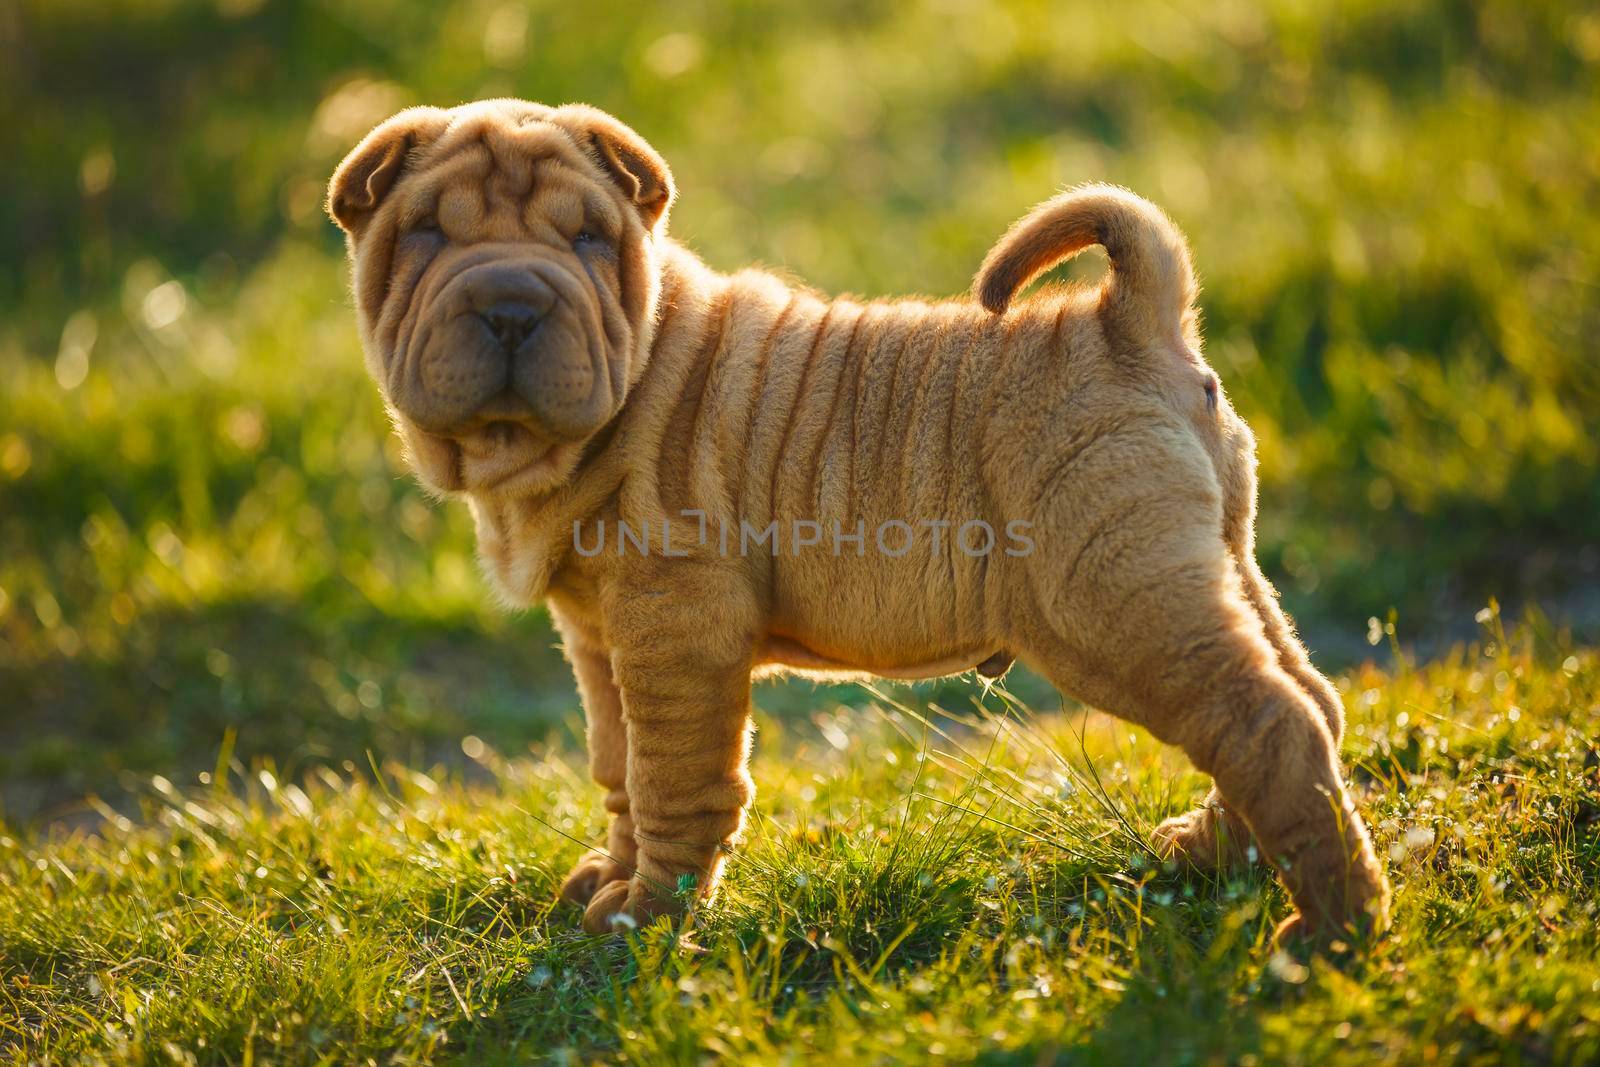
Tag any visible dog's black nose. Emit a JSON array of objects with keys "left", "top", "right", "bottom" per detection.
[{"left": 481, "top": 302, "right": 544, "bottom": 353}]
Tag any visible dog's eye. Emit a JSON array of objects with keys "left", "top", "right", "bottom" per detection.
[{"left": 573, "top": 228, "right": 617, "bottom": 252}]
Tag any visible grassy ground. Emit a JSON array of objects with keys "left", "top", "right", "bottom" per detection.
[{"left": 5, "top": 609, "right": 1597, "bottom": 1064}]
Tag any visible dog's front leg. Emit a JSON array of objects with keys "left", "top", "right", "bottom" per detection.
[
  {"left": 554, "top": 627, "right": 637, "bottom": 907},
  {"left": 580, "top": 597, "right": 756, "bottom": 934}
]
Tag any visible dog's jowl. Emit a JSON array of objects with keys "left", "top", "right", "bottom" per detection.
[{"left": 328, "top": 98, "right": 1390, "bottom": 943}]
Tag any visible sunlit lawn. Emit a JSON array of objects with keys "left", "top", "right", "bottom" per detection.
[{"left": 4, "top": 612, "right": 1597, "bottom": 1064}]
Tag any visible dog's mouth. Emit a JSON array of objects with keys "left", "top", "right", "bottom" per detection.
[
  {"left": 479, "top": 418, "right": 536, "bottom": 451},
  {"left": 396, "top": 386, "right": 596, "bottom": 498},
  {"left": 448, "top": 402, "right": 566, "bottom": 492}
]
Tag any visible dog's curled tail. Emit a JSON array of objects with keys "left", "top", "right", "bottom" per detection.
[{"left": 973, "top": 183, "right": 1195, "bottom": 344}]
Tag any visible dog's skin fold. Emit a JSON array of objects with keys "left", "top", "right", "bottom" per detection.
[{"left": 329, "top": 99, "right": 1390, "bottom": 943}]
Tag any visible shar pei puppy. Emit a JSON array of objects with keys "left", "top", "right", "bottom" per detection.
[{"left": 327, "top": 99, "right": 1390, "bottom": 945}]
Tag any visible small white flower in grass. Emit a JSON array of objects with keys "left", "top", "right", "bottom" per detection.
[
  {"left": 525, "top": 966, "right": 552, "bottom": 988},
  {"left": 1402, "top": 826, "right": 1435, "bottom": 852}
]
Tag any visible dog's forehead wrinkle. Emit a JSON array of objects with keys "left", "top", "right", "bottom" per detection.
[
  {"left": 437, "top": 183, "right": 486, "bottom": 235},
  {"left": 538, "top": 184, "right": 588, "bottom": 232},
  {"left": 485, "top": 133, "right": 560, "bottom": 185},
  {"left": 417, "top": 139, "right": 614, "bottom": 240},
  {"left": 585, "top": 190, "right": 625, "bottom": 234}
]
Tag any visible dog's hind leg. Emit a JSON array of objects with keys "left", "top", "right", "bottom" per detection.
[
  {"left": 1025, "top": 533, "right": 1389, "bottom": 942},
  {"left": 1233, "top": 548, "right": 1344, "bottom": 738},
  {"left": 555, "top": 630, "right": 638, "bottom": 907},
  {"left": 1153, "top": 538, "right": 1347, "bottom": 870}
]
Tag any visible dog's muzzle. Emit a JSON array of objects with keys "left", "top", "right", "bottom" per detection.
[{"left": 394, "top": 258, "right": 603, "bottom": 440}]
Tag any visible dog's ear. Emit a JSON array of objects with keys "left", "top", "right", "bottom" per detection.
[
  {"left": 327, "top": 108, "right": 448, "bottom": 234},
  {"left": 558, "top": 105, "right": 675, "bottom": 231}
]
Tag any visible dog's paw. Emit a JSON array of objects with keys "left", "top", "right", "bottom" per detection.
[
  {"left": 1152, "top": 803, "right": 1256, "bottom": 871},
  {"left": 1270, "top": 911, "right": 1317, "bottom": 953},
  {"left": 1272, "top": 898, "right": 1390, "bottom": 956},
  {"left": 1270, "top": 911, "right": 1360, "bottom": 958},
  {"left": 559, "top": 850, "right": 631, "bottom": 907},
  {"left": 580, "top": 875, "right": 681, "bottom": 935}
]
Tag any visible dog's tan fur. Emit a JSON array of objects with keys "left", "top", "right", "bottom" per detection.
[{"left": 328, "top": 99, "right": 1389, "bottom": 942}]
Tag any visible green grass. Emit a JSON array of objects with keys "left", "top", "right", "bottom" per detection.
[{"left": 5, "top": 610, "right": 1598, "bottom": 1064}]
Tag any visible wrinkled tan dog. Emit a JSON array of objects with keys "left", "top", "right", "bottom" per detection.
[{"left": 328, "top": 99, "right": 1390, "bottom": 943}]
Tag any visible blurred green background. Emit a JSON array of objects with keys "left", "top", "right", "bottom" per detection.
[{"left": 2, "top": 0, "right": 1597, "bottom": 823}]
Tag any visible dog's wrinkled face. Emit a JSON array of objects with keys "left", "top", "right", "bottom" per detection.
[{"left": 327, "top": 99, "right": 674, "bottom": 496}]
